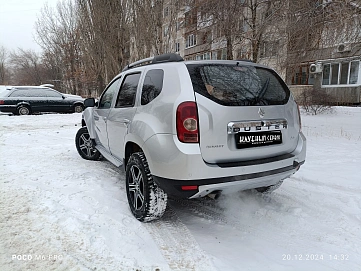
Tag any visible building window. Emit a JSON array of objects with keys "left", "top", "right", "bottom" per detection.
[
  {"left": 164, "top": 6, "right": 169, "bottom": 17},
  {"left": 260, "top": 41, "right": 279, "bottom": 58},
  {"left": 350, "top": 61, "right": 359, "bottom": 84},
  {"left": 330, "top": 63, "right": 339, "bottom": 84},
  {"left": 175, "top": 42, "right": 180, "bottom": 52},
  {"left": 164, "top": 25, "right": 169, "bottom": 37},
  {"left": 186, "top": 34, "right": 196, "bottom": 48},
  {"left": 176, "top": 21, "right": 182, "bottom": 31},
  {"left": 211, "top": 51, "right": 218, "bottom": 60},
  {"left": 185, "top": 9, "right": 197, "bottom": 27},
  {"left": 196, "top": 52, "right": 211, "bottom": 60},
  {"left": 291, "top": 65, "right": 313, "bottom": 85},
  {"left": 240, "top": 18, "right": 249, "bottom": 32},
  {"left": 322, "top": 61, "right": 359, "bottom": 85},
  {"left": 221, "top": 48, "right": 227, "bottom": 60}
]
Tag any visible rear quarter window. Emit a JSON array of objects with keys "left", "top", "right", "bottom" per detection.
[
  {"left": 186, "top": 64, "right": 290, "bottom": 106},
  {"left": 141, "top": 69, "right": 164, "bottom": 105},
  {"left": 45, "top": 89, "right": 62, "bottom": 97}
]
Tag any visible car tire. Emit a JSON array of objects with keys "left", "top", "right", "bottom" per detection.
[
  {"left": 255, "top": 181, "right": 283, "bottom": 193},
  {"left": 75, "top": 127, "right": 100, "bottom": 160},
  {"left": 126, "top": 152, "right": 167, "bottom": 222},
  {"left": 73, "top": 104, "right": 84, "bottom": 113},
  {"left": 16, "top": 105, "right": 31, "bottom": 115}
]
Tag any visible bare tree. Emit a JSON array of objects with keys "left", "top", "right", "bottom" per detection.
[
  {"left": 299, "top": 87, "right": 334, "bottom": 115},
  {"left": 192, "top": 0, "right": 245, "bottom": 60},
  {"left": 128, "top": 0, "right": 166, "bottom": 61},
  {"left": 9, "top": 49, "right": 44, "bottom": 85},
  {"left": 188, "top": 0, "right": 285, "bottom": 61},
  {"left": 286, "top": 0, "right": 361, "bottom": 65},
  {"left": 36, "top": 0, "right": 83, "bottom": 95},
  {"left": 77, "top": 0, "right": 130, "bottom": 95},
  {"left": 0, "top": 46, "right": 10, "bottom": 84}
]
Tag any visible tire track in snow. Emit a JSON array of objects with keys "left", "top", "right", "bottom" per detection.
[
  {"left": 169, "top": 193, "right": 357, "bottom": 271},
  {"left": 292, "top": 176, "right": 361, "bottom": 194},
  {"left": 144, "top": 207, "right": 217, "bottom": 271}
]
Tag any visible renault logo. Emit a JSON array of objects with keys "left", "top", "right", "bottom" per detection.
[{"left": 258, "top": 108, "right": 265, "bottom": 118}]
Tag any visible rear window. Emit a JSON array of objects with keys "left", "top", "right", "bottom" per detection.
[{"left": 187, "top": 64, "right": 290, "bottom": 106}]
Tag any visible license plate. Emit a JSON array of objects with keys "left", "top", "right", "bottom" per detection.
[{"left": 235, "top": 131, "right": 282, "bottom": 149}]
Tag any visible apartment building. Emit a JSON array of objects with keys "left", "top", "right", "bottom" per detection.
[{"left": 160, "top": 0, "right": 361, "bottom": 104}]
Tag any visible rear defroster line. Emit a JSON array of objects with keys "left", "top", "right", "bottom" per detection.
[{"left": 144, "top": 207, "right": 217, "bottom": 271}]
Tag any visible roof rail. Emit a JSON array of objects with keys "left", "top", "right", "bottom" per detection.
[
  {"left": 123, "top": 53, "right": 184, "bottom": 71},
  {"left": 40, "top": 84, "right": 54, "bottom": 88},
  {"left": 237, "top": 59, "right": 254, "bottom": 63}
]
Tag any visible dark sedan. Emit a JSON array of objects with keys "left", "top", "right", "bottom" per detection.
[{"left": 0, "top": 86, "right": 84, "bottom": 115}]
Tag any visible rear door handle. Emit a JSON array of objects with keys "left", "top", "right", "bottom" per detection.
[
  {"left": 123, "top": 119, "right": 131, "bottom": 126},
  {"left": 94, "top": 116, "right": 99, "bottom": 121}
]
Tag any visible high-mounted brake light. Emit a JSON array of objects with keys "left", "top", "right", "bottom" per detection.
[{"left": 176, "top": 101, "right": 199, "bottom": 143}]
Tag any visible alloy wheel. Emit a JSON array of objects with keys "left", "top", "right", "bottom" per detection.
[
  {"left": 79, "top": 132, "right": 96, "bottom": 157},
  {"left": 19, "top": 106, "right": 30, "bottom": 115},
  {"left": 74, "top": 105, "right": 83, "bottom": 113},
  {"left": 128, "top": 165, "right": 145, "bottom": 211}
]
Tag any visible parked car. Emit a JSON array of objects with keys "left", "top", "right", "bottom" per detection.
[
  {"left": 75, "top": 53, "right": 306, "bottom": 222},
  {"left": 0, "top": 85, "right": 84, "bottom": 115}
]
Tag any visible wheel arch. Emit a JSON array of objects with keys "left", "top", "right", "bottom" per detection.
[
  {"left": 16, "top": 102, "right": 31, "bottom": 109},
  {"left": 16, "top": 103, "right": 32, "bottom": 115},
  {"left": 124, "top": 141, "right": 143, "bottom": 170},
  {"left": 82, "top": 108, "right": 97, "bottom": 138}
]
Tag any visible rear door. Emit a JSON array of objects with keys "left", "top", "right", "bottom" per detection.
[{"left": 186, "top": 63, "right": 299, "bottom": 164}]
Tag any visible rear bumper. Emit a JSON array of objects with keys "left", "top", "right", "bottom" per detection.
[
  {"left": 0, "top": 105, "right": 16, "bottom": 113},
  {"left": 153, "top": 160, "right": 304, "bottom": 198},
  {"left": 143, "top": 132, "right": 306, "bottom": 198}
]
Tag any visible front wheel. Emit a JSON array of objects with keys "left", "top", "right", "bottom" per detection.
[
  {"left": 75, "top": 127, "right": 100, "bottom": 160},
  {"left": 126, "top": 152, "right": 167, "bottom": 222},
  {"left": 73, "top": 104, "right": 84, "bottom": 113}
]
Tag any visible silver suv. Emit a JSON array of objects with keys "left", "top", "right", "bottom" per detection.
[{"left": 75, "top": 53, "right": 306, "bottom": 222}]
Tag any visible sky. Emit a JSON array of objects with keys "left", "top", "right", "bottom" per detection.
[{"left": 0, "top": 0, "right": 59, "bottom": 53}]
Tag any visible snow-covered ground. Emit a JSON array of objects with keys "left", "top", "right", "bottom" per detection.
[{"left": 0, "top": 107, "right": 360, "bottom": 271}]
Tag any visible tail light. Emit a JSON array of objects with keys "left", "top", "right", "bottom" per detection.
[
  {"left": 176, "top": 101, "right": 199, "bottom": 143},
  {"left": 0, "top": 100, "right": 4, "bottom": 105},
  {"left": 297, "top": 104, "right": 302, "bottom": 131}
]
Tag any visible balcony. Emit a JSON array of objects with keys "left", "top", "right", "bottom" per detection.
[{"left": 184, "top": 43, "right": 211, "bottom": 56}]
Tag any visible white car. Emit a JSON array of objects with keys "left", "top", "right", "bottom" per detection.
[{"left": 75, "top": 53, "right": 306, "bottom": 222}]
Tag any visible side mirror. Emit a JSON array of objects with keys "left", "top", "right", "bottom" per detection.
[{"left": 84, "top": 98, "right": 96, "bottom": 108}]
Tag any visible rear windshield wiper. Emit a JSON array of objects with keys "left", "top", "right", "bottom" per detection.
[{"left": 257, "top": 78, "right": 270, "bottom": 99}]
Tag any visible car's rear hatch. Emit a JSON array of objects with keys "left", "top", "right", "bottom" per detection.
[{"left": 186, "top": 62, "right": 300, "bottom": 164}]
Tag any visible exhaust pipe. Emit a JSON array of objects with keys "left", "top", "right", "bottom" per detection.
[{"left": 207, "top": 190, "right": 222, "bottom": 200}]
